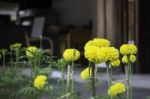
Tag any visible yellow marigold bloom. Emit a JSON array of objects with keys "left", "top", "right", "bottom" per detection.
[
  {"left": 110, "top": 59, "right": 120, "bottom": 67},
  {"left": 122, "top": 55, "right": 136, "bottom": 64},
  {"left": 63, "top": 48, "right": 80, "bottom": 61},
  {"left": 108, "top": 82, "right": 126, "bottom": 97},
  {"left": 130, "top": 55, "right": 136, "bottom": 63},
  {"left": 10, "top": 43, "right": 22, "bottom": 49},
  {"left": 122, "top": 55, "right": 128, "bottom": 64},
  {"left": 34, "top": 75, "right": 47, "bottom": 90},
  {"left": 26, "top": 46, "right": 38, "bottom": 57},
  {"left": 84, "top": 40, "right": 94, "bottom": 50},
  {"left": 80, "top": 67, "right": 92, "bottom": 80},
  {"left": 84, "top": 46, "right": 106, "bottom": 63},
  {"left": 102, "top": 47, "right": 119, "bottom": 61},
  {"left": 120, "top": 44, "right": 137, "bottom": 55},
  {"left": 92, "top": 38, "right": 110, "bottom": 47}
]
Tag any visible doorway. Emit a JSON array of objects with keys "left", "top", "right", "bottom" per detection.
[{"left": 139, "top": 0, "right": 150, "bottom": 73}]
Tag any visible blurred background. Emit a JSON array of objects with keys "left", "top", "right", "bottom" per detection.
[{"left": 0, "top": 0, "right": 149, "bottom": 74}]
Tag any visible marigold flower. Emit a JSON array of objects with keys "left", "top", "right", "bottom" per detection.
[
  {"left": 84, "top": 38, "right": 110, "bottom": 50},
  {"left": 110, "top": 59, "right": 120, "bottom": 67},
  {"left": 63, "top": 48, "right": 80, "bottom": 61},
  {"left": 10, "top": 43, "right": 22, "bottom": 49},
  {"left": 84, "top": 46, "right": 106, "bottom": 63},
  {"left": 122, "top": 55, "right": 136, "bottom": 64},
  {"left": 34, "top": 75, "right": 47, "bottom": 90},
  {"left": 80, "top": 67, "right": 92, "bottom": 80},
  {"left": 120, "top": 44, "right": 137, "bottom": 55},
  {"left": 92, "top": 38, "right": 110, "bottom": 47},
  {"left": 122, "top": 55, "right": 128, "bottom": 64},
  {"left": 26, "top": 46, "right": 39, "bottom": 57},
  {"left": 84, "top": 40, "right": 94, "bottom": 50},
  {"left": 102, "top": 47, "right": 119, "bottom": 61},
  {"left": 108, "top": 82, "right": 126, "bottom": 97},
  {"left": 130, "top": 55, "right": 136, "bottom": 63}
]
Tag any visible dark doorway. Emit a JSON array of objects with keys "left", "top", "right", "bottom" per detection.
[{"left": 139, "top": 0, "right": 150, "bottom": 73}]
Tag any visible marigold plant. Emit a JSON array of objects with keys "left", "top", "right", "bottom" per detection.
[
  {"left": 63, "top": 48, "right": 80, "bottom": 61},
  {"left": 108, "top": 82, "right": 126, "bottom": 97},
  {"left": 34, "top": 75, "right": 47, "bottom": 90}
]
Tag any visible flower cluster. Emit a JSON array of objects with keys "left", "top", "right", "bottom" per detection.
[
  {"left": 92, "top": 38, "right": 110, "bottom": 47},
  {"left": 63, "top": 48, "right": 80, "bottom": 61},
  {"left": 34, "top": 75, "right": 47, "bottom": 90},
  {"left": 120, "top": 44, "right": 137, "bottom": 55},
  {"left": 122, "top": 55, "right": 136, "bottom": 64},
  {"left": 84, "top": 38, "right": 110, "bottom": 49},
  {"left": 26, "top": 46, "right": 39, "bottom": 57},
  {"left": 84, "top": 38, "right": 111, "bottom": 63},
  {"left": 102, "top": 47, "right": 119, "bottom": 62},
  {"left": 120, "top": 44, "right": 137, "bottom": 64},
  {"left": 108, "top": 82, "right": 126, "bottom": 97},
  {"left": 84, "top": 46, "right": 106, "bottom": 63},
  {"left": 80, "top": 67, "right": 92, "bottom": 80},
  {"left": 110, "top": 59, "right": 120, "bottom": 67}
]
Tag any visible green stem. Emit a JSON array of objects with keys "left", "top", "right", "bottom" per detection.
[
  {"left": 61, "top": 64, "right": 65, "bottom": 98},
  {"left": 126, "top": 55, "right": 132, "bottom": 99},
  {"left": 15, "top": 50, "right": 19, "bottom": 67},
  {"left": 40, "top": 35, "right": 43, "bottom": 49},
  {"left": 106, "top": 62, "right": 112, "bottom": 87},
  {"left": 38, "top": 90, "right": 43, "bottom": 99},
  {"left": 2, "top": 52, "right": 6, "bottom": 68},
  {"left": 106, "top": 62, "right": 112, "bottom": 99},
  {"left": 66, "top": 65, "right": 71, "bottom": 99},
  {"left": 71, "top": 60, "right": 74, "bottom": 98},
  {"left": 91, "top": 62, "right": 96, "bottom": 98}
]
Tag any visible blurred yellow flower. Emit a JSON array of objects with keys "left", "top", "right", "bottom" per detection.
[
  {"left": 108, "top": 82, "right": 126, "bottom": 97},
  {"left": 122, "top": 55, "right": 128, "bottom": 64},
  {"left": 80, "top": 67, "right": 92, "bottom": 80},
  {"left": 84, "top": 40, "right": 94, "bottom": 50},
  {"left": 26, "top": 46, "right": 38, "bottom": 57},
  {"left": 92, "top": 38, "right": 110, "bottom": 47},
  {"left": 102, "top": 47, "right": 119, "bottom": 61},
  {"left": 84, "top": 38, "right": 110, "bottom": 50},
  {"left": 110, "top": 59, "right": 120, "bottom": 67},
  {"left": 120, "top": 44, "right": 137, "bottom": 55},
  {"left": 34, "top": 75, "right": 47, "bottom": 90},
  {"left": 84, "top": 46, "right": 106, "bottom": 63},
  {"left": 10, "top": 43, "right": 22, "bottom": 49},
  {"left": 63, "top": 48, "right": 80, "bottom": 61},
  {"left": 122, "top": 55, "right": 136, "bottom": 64},
  {"left": 130, "top": 55, "right": 136, "bottom": 63}
]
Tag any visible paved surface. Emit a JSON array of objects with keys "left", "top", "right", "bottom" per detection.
[{"left": 23, "top": 68, "right": 150, "bottom": 99}]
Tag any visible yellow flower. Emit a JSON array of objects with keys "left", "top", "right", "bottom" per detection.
[
  {"left": 120, "top": 44, "right": 137, "bottom": 55},
  {"left": 92, "top": 38, "right": 110, "bottom": 47},
  {"left": 102, "top": 47, "right": 119, "bottom": 61},
  {"left": 110, "top": 59, "right": 120, "bottom": 67},
  {"left": 10, "top": 43, "right": 22, "bottom": 49},
  {"left": 84, "top": 46, "right": 106, "bottom": 63},
  {"left": 80, "top": 67, "right": 92, "bottom": 80},
  {"left": 26, "top": 46, "right": 39, "bottom": 57},
  {"left": 122, "top": 55, "right": 128, "bottom": 64},
  {"left": 84, "top": 40, "right": 94, "bottom": 50},
  {"left": 122, "top": 55, "right": 136, "bottom": 64},
  {"left": 34, "top": 75, "right": 47, "bottom": 90},
  {"left": 130, "top": 55, "right": 136, "bottom": 63},
  {"left": 84, "top": 38, "right": 110, "bottom": 50},
  {"left": 108, "top": 82, "right": 126, "bottom": 97},
  {"left": 63, "top": 48, "right": 80, "bottom": 61}
]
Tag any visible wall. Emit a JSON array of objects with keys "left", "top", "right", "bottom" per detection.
[{"left": 52, "top": 0, "right": 92, "bottom": 26}]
